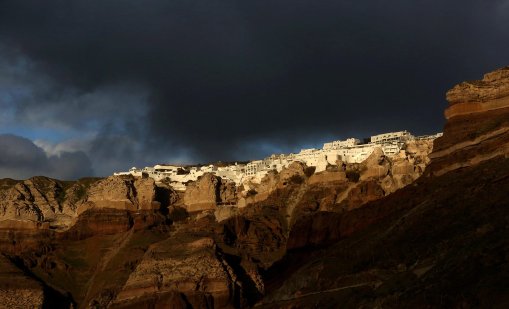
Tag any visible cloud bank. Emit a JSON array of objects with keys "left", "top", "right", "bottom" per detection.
[
  {"left": 0, "top": 134, "right": 93, "bottom": 180},
  {"left": 0, "top": 0, "right": 508, "bottom": 178}
]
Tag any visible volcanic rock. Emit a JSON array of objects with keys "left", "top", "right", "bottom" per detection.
[
  {"left": 7, "top": 68, "right": 508, "bottom": 308},
  {"left": 112, "top": 236, "right": 235, "bottom": 308},
  {"left": 307, "top": 170, "right": 346, "bottom": 184},
  {"left": 360, "top": 147, "right": 390, "bottom": 180},
  {"left": 183, "top": 173, "right": 237, "bottom": 212},
  {"left": 258, "top": 66, "right": 509, "bottom": 308},
  {"left": 0, "top": 176, "right": 97, "bottom": 229},
  {"left": 445, "top": 66, "right": 509, "bottom": 108},
  {"left": 0, "top": 255, "right": 44, "bottom": 309},
  {"left": 86, "top": 176, "right": 159, "bottom": 212},
  {"left": 214, "top": 206, "right": 239, "bottom": 222},
  {"left": 430, "top": 66, "right": 509, "bottom": 176}
]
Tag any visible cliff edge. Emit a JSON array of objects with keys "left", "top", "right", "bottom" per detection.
[{"left": 430, "top": 67, "right": 509, "bottom": 176}]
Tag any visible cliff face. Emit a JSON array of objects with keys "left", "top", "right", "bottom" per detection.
[
  {"left": 430, "top": 66, "right": 509, "bottom": 176},
  {"left": 445, "top": 67, "right": 509, "bottom": 115},
  {"left": 112, "top": 237, "right": 234, "bottom": 308},
  {"left": 183, "top": 173, "right": 237, "bottom": 212},
  {"left": 258, "top": 67, "right": 509, "bottom": 308},
  {"left": 261, "top": 158, "right": 509, "bottom": 308},
  {"left": 2, "top": 67, "right": 508, "bottom": 308},
  {"left": 0, "top": 177, "right": 79, "bottom": 229},
  {"left": 0, "top": 134, "right": 436, "bottom": 307},
  {"left": 0, "top": 176, "right": 160, "bottom": 231},
  {"left": 86, "top": 176, "right": 160, "bottom": 212}
]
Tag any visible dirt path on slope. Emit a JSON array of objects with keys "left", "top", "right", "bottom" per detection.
[{"left": 256, "top": 280, "right": 381, "bottom": 306}]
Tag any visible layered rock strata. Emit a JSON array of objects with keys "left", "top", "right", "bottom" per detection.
[
  {"left": 256, "top": 66, "right": 509, "bottom": 308},
  {"left": 430, "top": 66, "right": 509, "bottom": 176},
  {"left": 112, "top": 237, "right": 235, "bottom": 308},
  {"left": 85, "top": 176, "right": 160, "bottom": 212},
  {"left": 0, "top": 175, "right": 160, "bottom": 231}
]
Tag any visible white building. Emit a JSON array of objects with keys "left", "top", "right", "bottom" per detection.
[
  {"left": 113, "top": 130, "right": 441, "bottom": 191},
  {"left": 245, "top": 160, "right": 264, "bottom": 176},
  {"left": 371, "top": 130, "right": 412, "bottom": 144},
  {"left": 323, "top": 138, "right": 360, "bottom": 150}
]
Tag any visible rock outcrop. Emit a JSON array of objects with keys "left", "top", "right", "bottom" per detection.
[
  {"left": 0, "top": 176, "right": 95, "bottom": 229},
  {"left": 113, "top": 236, "right": 235, "bottom": 308},
  {"left": 238, "top": 162, "right": 309, "bottom": 208},
  {"left": 86, "top": 176, "right": 160, "bottom": 212},
  {"left": 0, "top": 176, "right": 162, "bottom": 231},
  {"left": 445, "top": 66, "right": 509, "bottom": 118},
  {"left": 183, "top": 173, "right": 237, "bottom": 212},
  {"left": 430, "top": 66, "right": 509, "bottom": 176}
]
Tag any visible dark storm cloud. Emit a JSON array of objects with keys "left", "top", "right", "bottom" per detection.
[
  {"left": 0, "top": 0, "right": 508, "bottom": 168},
  {"left": 0, "top": 134, "right": 93, "bottom": 179}
]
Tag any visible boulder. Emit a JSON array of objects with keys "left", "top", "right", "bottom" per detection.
[
  {"left": 392, "top": 160, "right": 415, "bottom": 175},
  {"left": 360, "top": 147, "right": 390, "bottom": 180},
  {"left": 134, "top": 178, "right": 159, "bottom": 210},
  {"left": 278, "top": 161, "right": 307, "bottom": 186}
]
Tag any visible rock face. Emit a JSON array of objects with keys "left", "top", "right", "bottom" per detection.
[
  {"left": 0, "top": 255, "right": 44, "bottom": 309},
  {"left": 256, "top": 66, "right": 509, "bottom": 308},
  {"left": 0, "top": 177, "right": 61, "bottom": 222},
  {"left": 0, "top": 176, "right": 95, "bottom": 229},
  {"left": 262, "top": 154, "right": 509, "bottom": 309},
  {"left": 445, "top": 66, "right": 509, "bottom": 118},
  {"left": 430, "top": 66, "right": 509, "bottom": 176},
  {"left": 113, "top": 236, "right": 235, "bottom": 308},
  {"left": 0, "top": 176, "right": 161, "bottom": 231},
  {"left": 0, "top": 139, "right": 436, "bottom": 308},
  {"left": 238, "top": 162, "right": 309, "bottom": 208},
  {"left": 86, "top": 176, "right": 160, "bottom": 212},
  {"left": 183, "top": 173, "right": 237, "bottom": 212}
]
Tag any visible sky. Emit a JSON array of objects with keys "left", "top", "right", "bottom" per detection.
[{"left": 0, "top": 0, "right": 508, "bottom": 180}]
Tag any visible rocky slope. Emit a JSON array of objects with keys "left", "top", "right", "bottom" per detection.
[
  {"left": 0, "top": 67, "right": 507, "bottom": 308},
  {"left": 0, "top": 139, "right": 433, "bottom": 307},
  {"left": 260, "top": 157, "right": 509, "bottom": 308},
  {"left": 258, "top": 66, "right": 509, "bottom": 308},
  {"left": 0, "top": 255, "right": 44, "bottom": 308},
  {"left": 0, "top": 139, "right": 432, "bottom": 308}
]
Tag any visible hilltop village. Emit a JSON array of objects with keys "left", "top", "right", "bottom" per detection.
[{"left": 114, "top": 130, "right": 442, "bottom": 190}]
